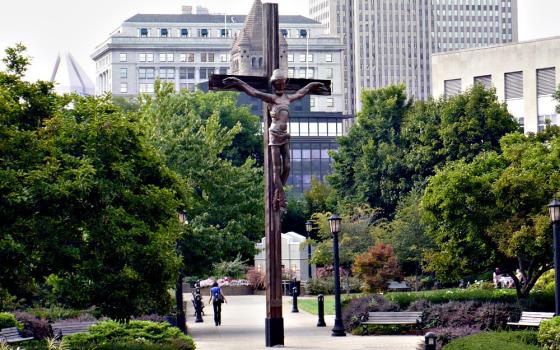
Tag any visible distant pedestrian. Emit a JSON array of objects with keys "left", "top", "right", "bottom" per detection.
[
  {"left": 208, "top": 282, "right": 227, "bottom": 326},
  {"left": 516, "top": 269, "right": 526, "bottom": 285},
  {"left": 493, "top": 268, "right": 502, "bottom": 288}
]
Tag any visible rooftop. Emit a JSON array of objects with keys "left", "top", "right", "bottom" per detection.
[{"left": 124, "top": 14, "right": 320, "bottom": 25}]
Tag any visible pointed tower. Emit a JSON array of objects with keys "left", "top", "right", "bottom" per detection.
[
  {"left": 230, "top": 0, "right": 288, "bottom": 76},
  {"left": 50, "top": 52, "right": 95, "bottom": 96}
]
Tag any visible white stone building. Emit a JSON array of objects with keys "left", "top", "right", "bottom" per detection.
[
  {"left": 91, "top": 2, "right": 345, "bottom": 113},
  {"left": 254, "top": 232, "right": 315, "bottom": 282},
  {"left": 432, "top": 36, "right": 560, "bottom": 134}
]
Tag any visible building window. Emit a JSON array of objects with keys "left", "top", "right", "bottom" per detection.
[
  {"left": 181, "top": 28, "right": 189, "bottom": 38},
  {"left": 307, "top": 54, "right": 313, "bottom": 62},
  {"left": 201, "top": 53, "right": 207, "bottom": 62},
  {"left": 208, "top": 53, "right": 214, "bottom": 62},
  {"left": 139, "top": 53, "right": 146, "bottom": 62},
  {"left": 280, "top": 29, "right": 289, "bottom": 38},
  {"left": 327, "top": 98, "right": 334, "bottom": 107},
  {"left": 159, "top": 68, "right": 175, "bottom": 79},
  {"left": 310, "top": 97, "right": 316, "bottom": 108},
  {"left": 160, "top": 28, "right": 169, "bottom": 37},
  {"left": 219, "top": 67, "right": 228, "bottom": 75},
  {"left": 140, "top": 28, "right": 149, "bottom": 37},
  {"left": 505, "top": 71, "right": 523, "bottom": 99},
  {"left": 299, "top": 54, "right": 306, "bottom": 62},
  {"left": 139, "top": 83, "right": 154, "bottom": 93},
  {"left": 474, "top": 75, "right": 492, "bottom": 90},
  {"left": 288, "top": 54, "right": 294, "bottom": 62},
  {"left": 444, "top": 79, "right": 462, "bottom": 97},
  {"left": 187, "top": 53, "right": 194, "bottom": 62},
  {"left": 179, "top": 53, "right": 187, "bottom": 62},
  {"left": 220, "top": 29, "right": 230, "bottom": 38},
  {"left": 120, "top": 68, "right": 127, "bottom": 78},
  {"left": 199, "top": 28, "right": 209, "bottom": 37},
  {"left": 179, "top": 67, "right": 187, "bottom": 79},
  {"left": 307, "top": 68, "right": 315, "bottom": 79},
  {"left": 119, "top": 53, "right": 127, "bottom": 62},
  {"left": 159, "top": 53, "right": 166, "bottom": 62},
  {"left": 199, "top": 67, "right": 214, "bottom": 79},
  {"left": 288, "top": 68, "right": 295, "bottom": 78},
  {"left": 220, "top": 54, "right": 228, "bottom": 62},
  {"left": 167, "top": 53, "right": 174, "bottom": 62},
  {"left": 537, "top": 67, "right": 556, "bottom": 96},
  {"left": 299, "top": 29, "right": 308, "bottom": 38},
  {"left": 120, "top": 82, "right": 127, "bottom": 93},
  {"left": 298, "top": 68, "right": 306, "bottom": 78},
  {"left": 325, "top": 53, "right": 332, "bottom": 62},
  {"left": 138, "top": 68, "right": 155, "bottom": 79},
  {"left": 326, "top": 68, "right": 333, "bottom": 79},
  {"left": 187, "top": 67, "right": 195, "bottom": 79}
]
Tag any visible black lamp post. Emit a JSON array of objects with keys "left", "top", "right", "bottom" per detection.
[
  {"left": 328, "top": 214, "right": 346, "bottom": 336},
  {"left": 305, "top": 221, "right": 313, "bottom": 280},
  {"left": 548, "top": 198, "right": 560, "bottom": 315},
  {"left": 176, "top": 211, "right": 188, "bottom": 333}
]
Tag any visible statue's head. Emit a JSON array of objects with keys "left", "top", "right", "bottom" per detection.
[{"left": 270, "top": 69, "right": 288, "bottom": 95}]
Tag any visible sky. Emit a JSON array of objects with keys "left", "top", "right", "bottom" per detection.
[{"left": 0, "top": 0, "right": 559, "bottom": 83}]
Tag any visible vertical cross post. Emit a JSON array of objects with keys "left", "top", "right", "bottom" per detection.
[{"left": 263, "top": 3, "right": 284, "bottom": 347}]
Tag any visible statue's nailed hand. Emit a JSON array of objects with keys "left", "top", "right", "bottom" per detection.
[
  {"left": 311, "top": 82, "right": 329, "bottom": 94},
  {"left": 222, "top": 77, "right": 243, "bottom": 87}
]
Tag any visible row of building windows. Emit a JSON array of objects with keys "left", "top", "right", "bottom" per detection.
[
  {"left": 137, "top": 27, "right": 311, "bottom": 39},
  {"left": 444, "top": 67, "right": 556, "bottom": 98},
  {"left": 287, "top": 53, "right": 333, "bottom": 63},
  {"left": 121, "top": 52, "right": 231, "bottom": 63}
]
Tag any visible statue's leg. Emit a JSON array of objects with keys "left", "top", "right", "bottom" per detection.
[
  {"left": 271, "top": 146, "right": 285, "bottom": 209},
  {"left": 280, "top": 143, "right": 290, "bottom": 185}
]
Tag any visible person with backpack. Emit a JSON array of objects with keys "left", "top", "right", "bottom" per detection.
[{"left": 208, "top": 281, "right": 227, "bottom": 326}]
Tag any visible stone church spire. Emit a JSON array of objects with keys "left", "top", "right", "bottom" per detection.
[{"left": 231, "top": 0, "right": 288, "bottom": 76}]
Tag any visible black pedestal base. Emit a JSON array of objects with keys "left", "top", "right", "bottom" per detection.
[
  {"left": 265, "top": 317, "right": 284, "bottom": 347},
  {"left": 331, "top": 318, "right": 346, "bottom": 337}
]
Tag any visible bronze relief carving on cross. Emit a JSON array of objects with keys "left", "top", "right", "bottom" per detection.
[{"left": 222, "top": 70, "right": 328, "bottom": 210}]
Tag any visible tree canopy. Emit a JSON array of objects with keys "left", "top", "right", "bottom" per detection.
[
  {"left": 422, "top": 129, "right": 560, "bottom": 297},
  {"left": 329, "top": 84, "right": 519, "bottom": 217},
  {"left": 0, "top": 45, "right": 184, "bottom": 318},
  {"left": 138, "top": 83, "right": 263, "bottom": 277}
]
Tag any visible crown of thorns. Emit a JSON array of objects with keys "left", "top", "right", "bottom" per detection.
[{"left": 270, "top": 69, "right": 288, "bottom": 83}]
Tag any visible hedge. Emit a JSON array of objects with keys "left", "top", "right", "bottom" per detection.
[{"left": 443, "top": 331, "right": 541, "bottom": 350}]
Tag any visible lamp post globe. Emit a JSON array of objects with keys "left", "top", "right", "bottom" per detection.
[
  {"left": 305, "top": 221, "right": 313, "bottom": 280},
  {"left": 328, "top": 214, "right": 345, "bottom": 336},
  {"left": 548, "top": 198, "right": 560, "bottom": 315}
]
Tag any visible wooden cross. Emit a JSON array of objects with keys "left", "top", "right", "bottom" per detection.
[{"left": 209, "top": 3, "right": 331, "bottom": 347}]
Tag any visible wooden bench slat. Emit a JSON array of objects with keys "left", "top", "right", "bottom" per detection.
[{"left": 0, "top": 327, "right": 34, "bottom": 343}]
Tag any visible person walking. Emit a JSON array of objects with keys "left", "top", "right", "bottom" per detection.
[{"left": 208, "top": 282, "right": 227, "bottom": 326}]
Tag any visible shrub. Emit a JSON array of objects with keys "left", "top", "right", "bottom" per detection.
[
  {"left": 0, "top": 312, "right": 21, "bottom": 329},
  {"left": 13, "top": 311, "right": 52, "bottom": 339},
  {"left": 25, "top": 306, "right": 96, "bottom": 322},
  {"left": 538, "top": 316, "right": 560, "bottom": 350},
  {"left": 385, "top": 288, "right": 518, "bottom": 308},
  {"left": 65, "top": 320, "right": 195, "bottom": 350},
  {"left": 429, "top": 326, "right": 480, "bottom": 349},
  {"left": 132, "top": 314, "right": 166, "bottom": 322},
  {"left": 341, "top": 295, "right": 399, "bottom": 333},
  {"left": 306, "top": 277, "right": 361, "bottom": 295},
  {"left": 534, "top": 269, "right": 555, "bottom": 292},
  {"left": 444, "top": 331, "right": 541, "bottom": 350},
  {"left": 352, "top": 243, "right": 401, "bottom": 292},
  {"left": 245, "top": 267, "right": 265, "bottom": 290},
  {"left": 212, "top": 254, "right": 247, "bottom": 279}
]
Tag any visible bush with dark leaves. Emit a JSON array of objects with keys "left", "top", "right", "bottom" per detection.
[
  {"left": 13, "top": 311, "right": 52, "bottom": 339},
  {"left": 342, "top": 295, "right": 400, "bottom": 332},
  {"left": 426, "top": 326, "right": 480, "bottom": 350}
]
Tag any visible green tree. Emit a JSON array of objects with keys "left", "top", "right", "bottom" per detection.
[
  {"left": 329, "top": 84, "right": 518, "bottom": 217},
  {"left": 138, "top": 83, "right": 263, "bottom": 277},
  {"left": 0, "top": 45, "right": 184, "bottom": 318},
  {"left": 422, "top": 131, "right": 560, "bottom": 297}
]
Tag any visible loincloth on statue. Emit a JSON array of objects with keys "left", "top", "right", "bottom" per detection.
[{"left": 268, "top": 128, "right": 290, "bottom": 146}]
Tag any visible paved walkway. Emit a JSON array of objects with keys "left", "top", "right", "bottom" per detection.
[{"left": 187, "top": 295, "right": 422, "bottom": 350}]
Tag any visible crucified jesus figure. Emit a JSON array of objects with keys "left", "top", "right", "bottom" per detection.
[{"left": 223, "top": 69, "right": 328, "bottom": 211}]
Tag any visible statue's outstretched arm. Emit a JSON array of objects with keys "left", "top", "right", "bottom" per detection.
[
  {"left": 289, "top": 82, "right": 328, "bottom": 102},
  {"left": 222, "top": 77, "right": 275, "bottom": 103}
]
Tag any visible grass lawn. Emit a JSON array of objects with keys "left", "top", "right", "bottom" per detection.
[
  {"left": 298, "top": 294, "right": 361, "bottom": 315},
  {"left": 443, "top": 331, "right": 541, "bottom": 350}
]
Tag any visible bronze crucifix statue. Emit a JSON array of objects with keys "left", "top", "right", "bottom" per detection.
[
  {"left": 222, "top": 70, "right": 328, "bottom": 210},
  {"left": 209, "top": 3, "right": 331, "bottom": 346}
]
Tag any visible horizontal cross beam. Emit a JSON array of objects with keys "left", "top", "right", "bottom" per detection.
[{"left": 209, "top": 74, "right": 332, "bottom": 95}]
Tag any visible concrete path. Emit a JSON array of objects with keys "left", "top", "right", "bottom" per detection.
[{"left": 187, "top": 295, "right": 422, "bottom": 350}]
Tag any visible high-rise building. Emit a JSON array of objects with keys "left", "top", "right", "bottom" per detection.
[
  {"left": 310, "top": 0, "right": 518, "bottom": 111},
  {"left": 51, "top": 52, "right": 95, "bottom": 96},
  {"left": 91, "top": 4, "right": 345, "bottom": 113}
]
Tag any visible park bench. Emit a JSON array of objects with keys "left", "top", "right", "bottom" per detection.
[
  {"left": 52, "top": 321, "right": 97, "bottom": 340},
  {"left": 387, "top": 281, "right": 411, "bottom": 292},
  {"left": 0, "top": 327, "right": 34, "bottom": 344},
  {"left": 360, "top": 311, "right": 423, "bottom": 335},
  {"left": 507, "top": 311, "right": 555, "bottom": 327}
]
